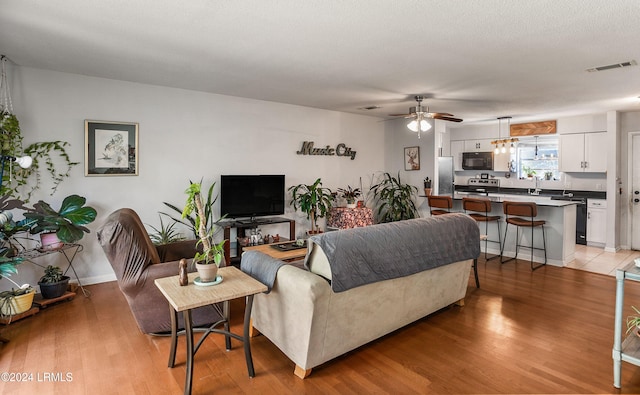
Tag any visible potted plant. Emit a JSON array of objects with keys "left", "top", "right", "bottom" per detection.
[
  {"left": 37, "top": 265, "right": 70, "bottom": 299},
  {"left": 522, "top": 165, "right": 536, "bottom": 179},
  {"left": 147, "top": 215, "right": 186, "bottom": 245},
  {"left": 370, "top": 172, "right": 418, "bottom": 223},
  {"left": 337, "top": 185, "right": 361, "bottom": 208},
  {"left": 182, "top": 181, "right": 226, "bottom": 283},
  {"left": 24, "top": 194, "right": 98, "bottom": 249},
  {"left": 0, "top": 109, "right": 78, "bottom": 201},
  {"left": 289, "top": 178, "right": 333, "bottom": 234},
  {"left": 0, "top": 252, "right": 34, "bottom": 318}
]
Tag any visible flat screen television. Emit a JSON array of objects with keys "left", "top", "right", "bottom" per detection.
[{"left": 220, "top": 175, "right": 285, "bottom": 219}]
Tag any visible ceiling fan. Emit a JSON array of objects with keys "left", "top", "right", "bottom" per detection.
[{"left": 389, "top": 95, "right": 463, "bottom": 131}]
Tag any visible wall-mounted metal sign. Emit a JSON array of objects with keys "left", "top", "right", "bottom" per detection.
[{"left": 296, "top": 141, "right": 357, "bottom": 160}]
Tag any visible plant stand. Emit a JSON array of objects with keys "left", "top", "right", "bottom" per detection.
[
  {"left": 33, "top": 291, "right": 76, "bottom": 309},
  {"left": 0, "top": 306, "right": 39, "bottom": 325}
]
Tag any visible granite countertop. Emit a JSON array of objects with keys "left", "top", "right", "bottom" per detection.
[{"left": 453, "top": 192, "right": 578, "bottom": 207}]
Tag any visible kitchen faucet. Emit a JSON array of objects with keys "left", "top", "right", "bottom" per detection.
[{"left": 530, "top": 176, "right": 542, "bottom": 195}]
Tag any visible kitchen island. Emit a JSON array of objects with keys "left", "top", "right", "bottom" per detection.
[{"left": 451, "top": 193, "right": 578, "bottom": 267}]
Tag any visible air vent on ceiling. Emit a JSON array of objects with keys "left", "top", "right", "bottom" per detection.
[
  {"left": 586, "top": 60, "right": 637, "bottom": 72},
  {"left": 358, "top": 105, "right": 381, "bottom": 110}
]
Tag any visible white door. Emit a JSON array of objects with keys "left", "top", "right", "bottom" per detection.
[{"left": 631, "top": 135, "right": 640, "bottom": 249}]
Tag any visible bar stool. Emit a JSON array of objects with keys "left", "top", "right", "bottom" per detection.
[
  {"left": 462, "top": 197, "right": 502, "bottom": 261},
  {"left": 427, "top": 195, "right": 453, "bottom": 216},
  {"left": 500, "top": 201, "right": 547, "bottom": 271}
]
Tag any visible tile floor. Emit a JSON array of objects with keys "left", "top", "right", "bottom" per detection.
[{"left": 566, "top": 245, "right": 640, "bottom": 276}]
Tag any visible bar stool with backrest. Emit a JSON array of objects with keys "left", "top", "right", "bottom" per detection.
[
  {"left": 462, "top": 197, "right": 502, "bottom": 262},
  {"left": 500, "top": 201, "right": 547, "bottom": 271},
  {"left": 427, "top": 195, "right": 453, "bottom": 216}
]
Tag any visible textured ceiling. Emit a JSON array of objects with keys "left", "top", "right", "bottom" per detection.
[{"left": 1, "top": 0, "right": 639, "bottom": 125}]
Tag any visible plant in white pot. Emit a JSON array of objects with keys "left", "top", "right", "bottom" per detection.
[
  {"left": 182, "top": 181, "right": 226, "bottom": 284},
  {"left": 337, "top": 185, "right": 361, "bottom": 208}
]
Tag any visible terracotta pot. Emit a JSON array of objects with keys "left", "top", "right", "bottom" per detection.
[
  {"left": 0, "top": 288, "right": 35, "bottom": 316},
  {"left": 195, "top": 262, "right": 218, "bottom": 282}
]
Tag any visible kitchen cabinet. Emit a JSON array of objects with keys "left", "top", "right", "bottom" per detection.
[
  {"left": 559, "top": 132, "right": 607, "bottom": 173},
  {"left": 463, "top": 139, "right": 494, "bottom": 152},
  {"left": 587, "top": 199, "right": 607, "bottom": 246},
  {"left": 492, "top": 153, "right": 511, "bottom": 172},
  {"left": 451, "top": 140, "right": 464, "bottom": 171}
]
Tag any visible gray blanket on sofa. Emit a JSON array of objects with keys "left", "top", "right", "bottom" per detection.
[{"left": 305, "top": 213, "right": 480, "bottom": 292}]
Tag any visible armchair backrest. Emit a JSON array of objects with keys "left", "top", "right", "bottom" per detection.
[{"left": 96, "top": 208, "right": 161, "bottom": 287}]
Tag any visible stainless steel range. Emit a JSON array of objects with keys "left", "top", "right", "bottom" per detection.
[{"left": 458, "top": 178, "right": 500, "bottom": 195}]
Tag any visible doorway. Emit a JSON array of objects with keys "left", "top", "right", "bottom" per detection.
[{"left": 631, "top": 134, "right": 640, "bottom": 250}]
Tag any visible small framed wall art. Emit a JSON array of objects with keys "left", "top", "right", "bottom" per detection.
[
  {"left": 85, "top": 120, "right": 139, "bottom": 176},
  {"left": 404, "top": 146, "right": 420, "bottom": 171}
]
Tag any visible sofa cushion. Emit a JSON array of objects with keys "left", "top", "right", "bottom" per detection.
[{"left": 307, "top": 243, "right": 332, "bottom": 281}]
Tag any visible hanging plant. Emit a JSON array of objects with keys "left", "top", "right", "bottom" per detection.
[{"left": 0, "top": 56, "right": 78, "bottom": 201}]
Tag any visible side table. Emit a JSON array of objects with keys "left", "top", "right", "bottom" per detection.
[
  {"left": 155, "top": 266, "right": 267, "bottom": 395},
  {"left": 613, "top": 261, "right": 640, "bottom": 388}
]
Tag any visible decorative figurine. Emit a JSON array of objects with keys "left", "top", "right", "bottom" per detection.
[
  {"left": 179, "top": 258, "right": 188, "bottom": 286},
  {"left": 273, "top": 234, "right": 280, "bottom": 243},
  {"left": 263, "top": 234, "right": 270, "bottom": 244}
]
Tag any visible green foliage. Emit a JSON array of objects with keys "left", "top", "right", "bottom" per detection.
[
  {"left": 147, "top": 215, "right": 185, "bottom": 245},
  {"left": 182, "top": 180, "right": 226, "bottom": 266},
  {"left": 288, "top": 178, "right": 333, "bottom": 233},
  {"left": 0, "top": 109, "right": 78, "bottom": 201},
  {"left": 162, "top": 181, "right": 221, "bottom": 239},
  {"left": 337, "top": 185, "right": 361, "bottom": 203},
  {"left": 39, "top": 265, "right": 64, "bottom": 284},
  {"left": 627, "top": 306, "right": 640, "bottom": 334},
  {"left": 370, "top": 172, "right": 419, "bottom": 223},
  {"left": 24, "top": 194, "right": 98, "bottom": 243}
]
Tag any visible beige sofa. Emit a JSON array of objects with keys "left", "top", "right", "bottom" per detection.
[{"left": 248, "top": 213, "right": 479, "bottom": 378}]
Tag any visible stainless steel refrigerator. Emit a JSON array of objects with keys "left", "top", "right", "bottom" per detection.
[{"left": 437, "top": 156, "right": 454, "bottom": 196}]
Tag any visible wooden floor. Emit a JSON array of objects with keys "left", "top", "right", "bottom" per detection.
[{"left": 2, "top": 259, "right": 640, "bottom": 394}]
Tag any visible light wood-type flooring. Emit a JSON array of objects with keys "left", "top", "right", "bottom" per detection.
[{"left": 3, "top": 257, "right": 640, "bottom": 394}]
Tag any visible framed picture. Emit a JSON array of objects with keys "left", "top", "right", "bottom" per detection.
[
  {"left": 404, "top": 146, "right": 420, "bottom": 171},
  {"left": 85, "top": 120, "right": 139, "bottom": 176}
]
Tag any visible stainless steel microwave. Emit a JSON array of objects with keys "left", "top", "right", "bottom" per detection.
[{"left": 462, "top": 152, "right": 494, "bottom": 170}]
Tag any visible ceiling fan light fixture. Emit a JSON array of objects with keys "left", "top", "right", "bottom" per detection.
[{"left": 407, "top": 120, "right": 419, "bottom": 132}]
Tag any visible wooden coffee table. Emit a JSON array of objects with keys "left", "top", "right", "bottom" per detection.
[
  {"left": 243, "top": 241, "right": 308, "bottom": 262},
  {"left": 155, "top": 266, "right": 267, "bottom": 395}
]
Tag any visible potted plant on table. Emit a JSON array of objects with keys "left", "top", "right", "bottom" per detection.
[
  {"left": 289, "top": 178, "right": 333, "bottom": 235},
  {"left": 337, "top": 185, "right": 361, "bottom": 208},
  {"left": 37, "top": 265, "right": 70, "bottom": 299},
  {"left": 182, "top": 181, "right": 226, "bottom": 284},
  {"left": 23, "top": 194, "right": 98, "bottom": 250},
  {"left": 370, "top": 172, "right": 418, "bottom": 223}
]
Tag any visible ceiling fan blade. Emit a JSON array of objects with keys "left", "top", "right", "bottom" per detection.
[
  {"left": 432, "top": 115, "right": 463, "bottom": 122},
  {"left": 388, "top": 113, "right": 414, "bottom": 117},
  {"left": 428, "top": 112, "right": 454, "bottom": 117}
]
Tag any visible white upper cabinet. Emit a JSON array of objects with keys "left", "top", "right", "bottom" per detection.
[
  {"left": 559, "top": 132, "right": 607, "bottom": 173},
  {"left": 463, "top": 139, "right": 494, "bottom": 152}
]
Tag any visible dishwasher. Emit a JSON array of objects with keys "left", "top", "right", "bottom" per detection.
[{"left": 550, "top": 195, "right": 587, "bottom": 245}]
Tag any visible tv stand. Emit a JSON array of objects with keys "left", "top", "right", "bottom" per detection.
[{"left": 220, "top": 217, "right": 295, "bottom": 265}]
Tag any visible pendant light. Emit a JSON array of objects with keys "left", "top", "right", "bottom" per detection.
[
  {"left": 491, "top": 116, "right": 518, "bottom": 155},
  {"left": 534, "top": 136, "right": 539, "bottom": 160}
]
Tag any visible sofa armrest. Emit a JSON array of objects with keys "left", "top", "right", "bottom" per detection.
[{"left": 251, "top": 265, "right": 332, "bottom": 370}]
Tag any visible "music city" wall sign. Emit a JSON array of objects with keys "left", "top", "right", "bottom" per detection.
[{"left": 296, "top": 141, "right": 357, "bottom": 160}]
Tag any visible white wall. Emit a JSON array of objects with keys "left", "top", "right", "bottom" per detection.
[{"left": 4, "top": 65, "right": 385, "bottom": 289}]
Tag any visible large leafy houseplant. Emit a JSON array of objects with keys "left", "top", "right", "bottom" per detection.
[
  {"left": 161, "top": 181, "right": 221, "bottom": 240},
  {"left": 370, "top": 172, "right": 419, "bottom": 223},
  {"left": 0, "top": 251, "right": 34, "bottom": 318},
  {"left": 289, "top": 178, "right": 333, "bottom": 234},
  {"left": 24, "top": 194, "right": 98, "bottom": 244}
]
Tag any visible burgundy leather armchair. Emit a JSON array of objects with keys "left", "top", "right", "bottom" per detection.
[{"left": 97, "top": 208, "right": 224, "bottom": 334}]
